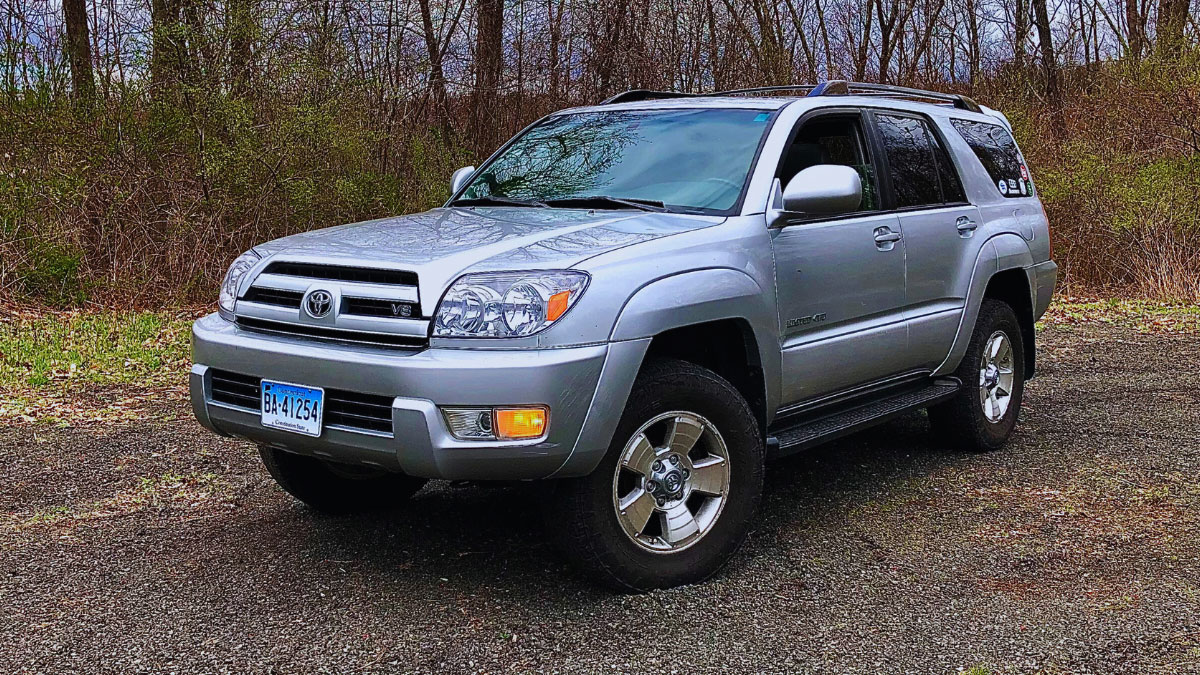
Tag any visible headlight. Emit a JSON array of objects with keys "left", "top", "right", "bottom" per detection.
[
  {"left": 217, "top": 250, "right": 262, "bottom": 320},
  {"left": 433, "top": 271, "right": 589, "bottom": 338}
]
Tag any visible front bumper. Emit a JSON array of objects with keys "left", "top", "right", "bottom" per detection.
[{"left": 191, "top": 314, "right": 647, "bottom": 480}]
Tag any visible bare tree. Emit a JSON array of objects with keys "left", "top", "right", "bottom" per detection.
[
  {"left": 473, "top": 0, "right": 504, "bottom": 149},
  {"left": 228, "top": 0, "right": 255, "bottom": 95},
  {"left": 1157, "top": 0, "right": 1190, "bottom": 58},
  {"left": 1032, "top": 0, "right": 1065, "bottom": 136},
  {"left": 63, "top": 0, "right": 94, "bottom": 99}
]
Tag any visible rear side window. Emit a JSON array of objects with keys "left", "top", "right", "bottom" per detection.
[
  {"left": 950, "top": 119, "right": 1033, "bottom": 198},
  {"left": 929, "top": 128, "right": 966, "bottom": 203},
  {"left": 875, "top": 113, "right": 945, "bottom": 208}
]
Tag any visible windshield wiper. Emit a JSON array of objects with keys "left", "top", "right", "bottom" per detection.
[
  {"left": 543, "top": 196, "right": 667, "bottom": 212},
  {"left": 451, "top": 195, "right": 547, "bottom": 208}
]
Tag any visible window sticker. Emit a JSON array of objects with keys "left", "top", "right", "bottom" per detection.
[
  {"left": 997, "top": 179, "right": 1008, "bottom": 195},
  {"left": 754, "top": 112, "right": 770, "bottom": 122}
]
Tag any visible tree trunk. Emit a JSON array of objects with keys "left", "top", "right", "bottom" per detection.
[
  {"left": 150, "top": 0, "right": 183, "bottom": 96},
  {"left": 1014, "top": 0, "right": 1029, "bottom": 69},
  {"left": 1156, "top": 0, "right": 1189, "bottom": 59},
  {"left": 418, "top": 0, "right": 450, "bottom": 126},
  {"left": 1032, "top": 0, "right": 1065, "bottom": 138},
  {"left": 228, "top": 0, "right": 254, "bottom": 95},
  {"left": 473, "top": 0, "right": 504, "bottom": 151},
  {"left": 63, "top": 0, "right": 94, "bottom": 100}
]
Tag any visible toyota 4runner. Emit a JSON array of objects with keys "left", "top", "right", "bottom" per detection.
[{"left": 191, "top": 81, "right": 1056, "bottom": 591}]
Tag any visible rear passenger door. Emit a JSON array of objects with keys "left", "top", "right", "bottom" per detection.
[{"left": 870, "top": 111, "right": 982, "bottom": 370}]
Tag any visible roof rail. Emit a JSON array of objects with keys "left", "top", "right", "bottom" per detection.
[
  {"left": 812, "top": 80, "right": 982, "bottom": 113},
  {"left": 600, "top": 81, "right": 983, "bottom": 113},
  {"left": 601, "top": 89, "right": 699, "bottom": 105}
]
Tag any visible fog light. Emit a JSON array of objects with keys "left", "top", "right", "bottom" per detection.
[
  {"left": 442, "top": 408, "right": 494, "bottom": 439},
  {"left": 441, "top": 406, "right": 549, "bottom": 441},
  {"left": 495, "top": 407, "right": 547, "bottom": 439}
]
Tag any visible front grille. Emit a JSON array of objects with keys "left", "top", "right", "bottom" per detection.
[
  {"left": 208, "top": 369, "right": 394, "bottom": 436},
  {"left": 342, "top": 297, "right": 420, "bottom": 319},
  {"left": 236, "top": 317, "right": 427, "bottom": 349},
  {"left": 263, "top": 262, "right": 418, "bottom": 287},
  {"left": 243, "top": 287, "right": 304, "bottom": 308}
]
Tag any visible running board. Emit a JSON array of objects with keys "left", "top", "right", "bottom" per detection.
[{"left": 767, "top": 381, "right": 960, "bottom": 459}]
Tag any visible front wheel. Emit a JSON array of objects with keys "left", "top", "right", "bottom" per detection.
[
  {"left": 929, "top": 299, "right": 1026, "bottom": 451},
  {"left": 545, "top": 359, "right": 764, "bottom": 591}
]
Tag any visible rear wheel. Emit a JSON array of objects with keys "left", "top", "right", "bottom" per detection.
[
  {"left": 546, "top": 359, "right": 764, "bottom": 591},
  {"left": 258, "top": 446, "right": 427, "bottom": 514},
  {"left": 929, "top": 299, "right": 1025, "bottom": 451}
]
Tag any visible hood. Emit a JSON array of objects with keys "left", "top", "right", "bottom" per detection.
[{"left": 253, "top": 206, "right": 724, "bottom": 301}]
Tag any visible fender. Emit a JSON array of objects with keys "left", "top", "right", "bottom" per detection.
[
  {"left": 933, "top": 233, "right": 1034, "bottom": 376},
  {"left": 610, "top": 268, "right": 781, "bottom": 412},
  {"left": 551, "top": 268, "right": 782, "bottom": 477}
]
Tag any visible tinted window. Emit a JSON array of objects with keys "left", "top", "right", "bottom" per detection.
[
  {"left": 460, "top": 108, "right": 772, "bottom": 213},
  {"left": 779, "top": 116, "right": 879, "bottom": 211},
  {"left": 929, "top": 128, "right": 966, "bottom": 203},
  {"left": 950, "top": 119, "right": 1032, "bottom": 198},
  {"left": 876, "top": 114, "right": 941, "bottom": 208}
]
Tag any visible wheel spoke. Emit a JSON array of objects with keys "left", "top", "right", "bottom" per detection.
[
  {"left": 690, "top": 457, "right": 727, "bottom": 496},
  {"left": 618, "top": 488, "right": 657, "bottom": 536},
  {"left": 622, "top": 433, "right": 656, "bottom": 475},
  {"left": 989, "top": 335, "right": 1003, "bottom": 360},
  {"left": 665, "top": 415, "right": 704, "bottom": 456},
  {"left": 660, "top": 502, "right": 699, "bottom": 544}
]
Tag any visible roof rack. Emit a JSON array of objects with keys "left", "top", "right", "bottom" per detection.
[
  {"left": 600, "top": 89, "right": 700, "bottom": 104},
  {"left": 600, "top": 80, "right": 982, "bottom": 113}
]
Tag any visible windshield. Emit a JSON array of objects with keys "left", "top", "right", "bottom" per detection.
[{"left": 456, "top": 108, "right": 773, "bottom": 213}]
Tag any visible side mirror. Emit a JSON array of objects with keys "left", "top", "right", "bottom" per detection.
[
  {"left": 781, "top": 164, "right": 862, "bottom": 215},
  {"left": 450, "top": 166, "right": 476, "bottom": 195}
]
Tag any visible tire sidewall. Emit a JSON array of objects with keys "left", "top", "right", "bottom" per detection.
[
  {"left": 570, "top": 360, "right": 763, "bottom": 589},
  {"left": 962, "top": 301, "right": 1025, "bottom": 447}
]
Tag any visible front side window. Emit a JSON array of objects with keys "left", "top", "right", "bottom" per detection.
[
  {"left": 458, "top": 108, "right": 773, "bottom": 213},
  {"left": 950, "top": 118, "right": 1033, "bottom": 198},
  {"left": 875, "top": 113, "right": 942, "bottom": 208},
  {"left": 778, "top": 115, "right": 879, "bottom": 211}
]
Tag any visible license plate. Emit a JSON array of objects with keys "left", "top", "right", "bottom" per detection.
[{"left": 261, "top": 380, "right": 324, "bottom": 437}]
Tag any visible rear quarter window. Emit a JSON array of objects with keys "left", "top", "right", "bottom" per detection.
[{"left": 949, "top": 119, "right": 1033, "bottom": 198}]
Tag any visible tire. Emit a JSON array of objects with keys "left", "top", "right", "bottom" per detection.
[
  {"left": 258, "top": 446, "right": 427, "bottom": 515},
  {"left": 928, "top": 299, "right": 1026, "bottom": 452},
  {"left": 545, "top": 359, "right": 764, "bottom": 592}
]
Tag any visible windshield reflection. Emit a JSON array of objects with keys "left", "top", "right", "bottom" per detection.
[{"left": 459, "top": 108, "right": 773, "bottom": 213}]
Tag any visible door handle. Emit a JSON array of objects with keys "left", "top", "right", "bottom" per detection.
[
  {"left": 873, "top": 226, "right": 901, "bottom": 251},
  {"left": 956, "top": 216, "right": 978, "bottom": 236}
]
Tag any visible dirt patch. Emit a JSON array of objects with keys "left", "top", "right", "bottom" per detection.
[{"left": 1, "top": 320, "right": 1198, "bottom": 673}]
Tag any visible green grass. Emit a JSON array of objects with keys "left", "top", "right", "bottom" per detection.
[
  {"left": 1038, "top": 298, "right": 1200, "bottom": 333},
  {"left": 0, "top": 309, "right": 195, "bottom": 390}
]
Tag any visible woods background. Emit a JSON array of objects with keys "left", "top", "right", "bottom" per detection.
[{"left": 1, "top": 0, "right": 1198, "bottom": 307}]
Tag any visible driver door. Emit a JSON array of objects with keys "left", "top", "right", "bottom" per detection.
[{"left": 771, "top": 111, "right": 908, "bottom": 405}]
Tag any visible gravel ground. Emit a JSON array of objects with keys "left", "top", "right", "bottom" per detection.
[{"left": 2, "top": 321, "right": 1198, "bottom": 674}]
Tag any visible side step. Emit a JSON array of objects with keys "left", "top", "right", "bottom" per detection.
[{"left": 767, "top": 381, "right": 960, "bottom": 459}]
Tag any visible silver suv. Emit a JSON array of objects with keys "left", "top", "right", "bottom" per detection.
[{"left": 191, "top": 82, "right": 1056, "bottom": 591}]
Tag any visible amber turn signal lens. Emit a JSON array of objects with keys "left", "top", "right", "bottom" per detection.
[
  {"left": 494, "top": 408, "right": 547, "bottom": 439},
  {"left": 546, "top": 290, "right": 571, "bottom": 321}
]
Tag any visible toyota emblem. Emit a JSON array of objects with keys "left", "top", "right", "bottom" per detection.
[{"left": 304, "top": 290, "right": 334, "bottom": 318}]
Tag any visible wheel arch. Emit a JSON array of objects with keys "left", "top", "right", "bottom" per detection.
[
  {"left": 934, "top": 234, "right": 1039, "bottom": 379},
  {"left": 552, "top": 268, "right": 781, "bottom": 478}
]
